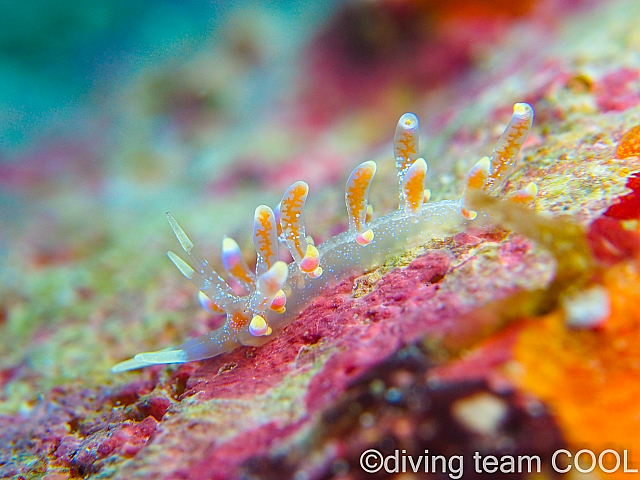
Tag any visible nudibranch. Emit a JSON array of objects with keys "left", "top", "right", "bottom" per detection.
[{"left": 111, "top": 103, "right": 535, "bottom": 373}]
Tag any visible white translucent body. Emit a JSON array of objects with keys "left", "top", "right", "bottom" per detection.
[
  {"left": 111, "top": 199, "right": 465, "bottom": 372},
  {"left": 111, "top": 104, "right": 533, "bottom": 373}
]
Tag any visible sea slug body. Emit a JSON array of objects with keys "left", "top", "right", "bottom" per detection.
[
  {"left": 111, "top": 104, "right": 535, "bottom": 373},
  {"left": 345, "top": 160, "right": 377, "bottom": 246},
  {"left": 462, "top": 103, "right": 534, "bottom": 219}
]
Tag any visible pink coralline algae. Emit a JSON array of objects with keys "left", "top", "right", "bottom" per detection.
[
  {"left": 0, "top": 217, "right": 551, "bottom": 479},
  {"left": 176, "top": 227, "right": 544, "bottom": 406},
  {"left": 175, "top": 249, "right": 449, "bottom": 403},
  {"left": 1, "top": 228, "right": 549, "bottom": 479},
  {"left": 595, "top": 67, "right": 640, "bottom": 113},
  {"left": 0, "top": 381, "right": 173, "bottom": 478},
  {"left": 115, "top": 229, "right": 551, "bottom": 479},
  {"left": 239, "top": 345, "right": 566, "bottom": 480}
]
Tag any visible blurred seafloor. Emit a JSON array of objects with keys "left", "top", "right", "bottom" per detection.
[{"left": 2, "top": 0, "right": 640, "bottom": 478}]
